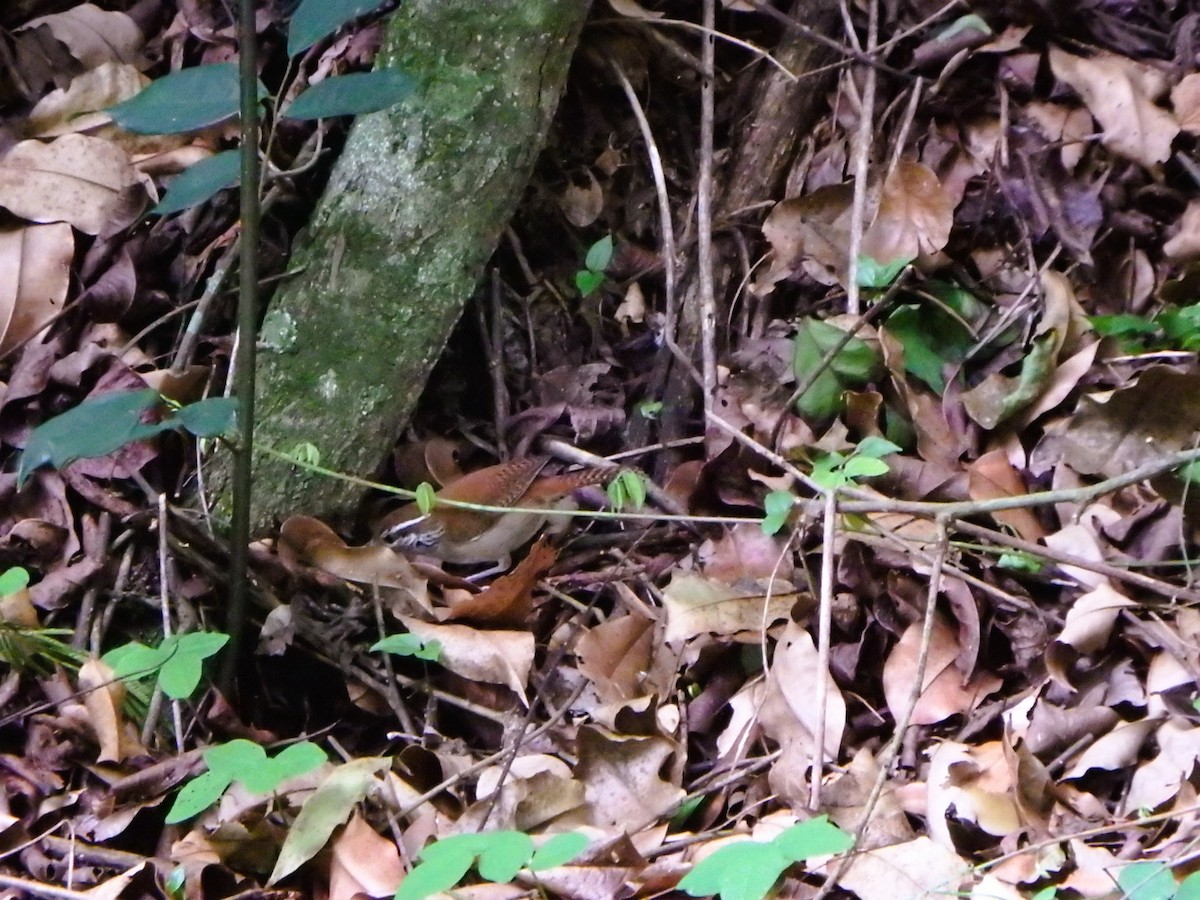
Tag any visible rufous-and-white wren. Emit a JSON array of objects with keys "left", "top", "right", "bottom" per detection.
[{"left": 376, "top": 456, "right": 613, "bottom": 570}]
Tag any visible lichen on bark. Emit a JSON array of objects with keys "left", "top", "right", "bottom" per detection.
[{"left": 209, "top": 0, "right": 590, "bottom": 533}]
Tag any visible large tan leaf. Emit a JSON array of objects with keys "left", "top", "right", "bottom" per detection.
[
  {"left": 882, "top": 614, "right": 1001, "bottom": 726},
  {"left": 1048, "top": 48, "right": 1178, "bottom": 168},
  {"left": 575, "top": 725, "right": 683, "bottom": 833},
  {"left": 400, "top": 616, "right": 534, "bottom": 701},
  {"left": 660, "top": 572, "right": 798, "bottom": 643},
  {"left": 328, "top": 812, "right": 403, "bottom": 900},
  {"left": 860, "top": 160, "right": 954, "bottom": 265},
  {"left": 966, "top": 450, "right": 1046, "bottom": 541},
  {"left": 0, "top": 221, "right": 72, "bottom": 356},
  {"left": 756, "top": 184, "right": 856, "bottom": 292},
  {"left": 20, "top": 4, "right": 144, "bottom": 69},
  {"left": 27, "top": 62, "right": 147, "bottom": 137},
  {"left": 1059, "top": 367, "right": 1200, "bottom": 478},
  {"left": 0, "top": 135, "right": 139, "bottom": 235}
]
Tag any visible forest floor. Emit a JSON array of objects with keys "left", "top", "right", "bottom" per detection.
[{"left": 4, "top": 2, "right": 1200, "bottom": 899}]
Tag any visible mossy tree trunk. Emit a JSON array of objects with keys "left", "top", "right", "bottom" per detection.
[{"left": 213, "top": 0, "right": 590, "bottom": 533}]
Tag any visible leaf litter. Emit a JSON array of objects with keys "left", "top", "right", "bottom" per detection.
[{"left": 6, "top": 1, "right": 1200, "bottom": 899}]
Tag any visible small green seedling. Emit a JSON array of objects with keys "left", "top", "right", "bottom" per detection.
[
  {"left": 414, "top": 482, "right": 437, "bottom": 515},
  {"left": 761, "top": 490, "right": 794, "bottom": 536},
  {"left": 575, "top": 234, "right": 613, "bottom": 298},
  {"left": 103, "top": 631, "right": 229, "bottom": 700},
  {"left": 287, "top": 441, "right": 322, "bottom": 466},
  {"left": 637, "top": 399, "right": 663, "bottom": 419},
  {"left": 677, "top": 816, "right": 852, "bottom": 900},
  {"left": 371, "top": 633, "right": 441, "bottom": 662},
  {"left": 809, "top": 436, "right": 901, "bottom": 491},
  {"left": 166, "top": 739, "right": 326, "bottom": 824},
  {"left": 0, "top": 566, "right": 29, "bottom": 597},
  {"left": 856, "top": 254, "right": 907, "bottom": 289},
  {"left": 606, "top": 469, "right": 647, "bottom": 512},
  {"left": 395, "top": 830, "right": 588, "bottom": 900}
]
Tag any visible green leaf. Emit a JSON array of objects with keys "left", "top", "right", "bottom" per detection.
[
  {"left": 1116, "top": 862, "right": 1176, "bottom": 900},
  {"left": 792, "top": 319, "right": 882, "bottom": 419},
  {"left": 371, "top": 633, "right": 440, "bottom": 661},
  {"left": 856, "top": 254, "right": 907, "bottom": 288},
  {"left": 529, "top": 832, "right": 588, "bottom": 871},
  {"left": 606, "top": 470, "right": 646, "bottom": 512},
  {"left": 270, "top": 757, "right": 390, "bottom": 884},
  {"left": 855, "top": 436, "right": 902, "bottom": 459},
  {"left": 584, "top": 234, "right": 614, "bottom": 273},
  {"left": 174, "top": 397, "right": 238, "bottom": 438},
  {"left": 204, "top": 739, "right": 267, "bottom": 777},
  {"left": 935, "top": 13, "right": 992, "bottom": 42},
  {"left": 415, "top": 832, "right": 534, "bottom": 887},
  {"left": 152, "top": 150, "right": 240, "bottom": 215},
  {"left": 997, "top": 551, "right": 1043, "bottom": 573},
  {"left": 1089, "top": 313, "right": 1159, "bottom": 338},
  {"left": 840, "top": 455, "right": 889, "bottom": 480},
  {"left": 103, "top": 640, "right": 173, "bottom": 681},
  {"left": 395, "top": 851, "right": 474, "bottom": 900},
  {"left": 637, "top": 400, "right": 663, "bottom": 419},
  {"left": 1029, "top": 888, "right": 1058, "bottom": 900},
  {"left": 289, "top": 442, "right": 321, "bottom": 466},
  {"left": 414, "top": 482, "right": 436, "bottom": 516},
  {"left": 810, "top": 452, "right": 849, "bottom": 490},
  {"left": 761, "top": 490, "right": 793, "bottom": 535},
  {"left": 165, "top": 768, "right": 233, "bottom": 824},
  {"left": 1176, "top": 870, "right": 1200, "bottom": 900},
  {"left": 678, "top": 841, "right": 789, "bottom": 900},
  {"left": 157, "top": 632, "right": 229, "bottom": 699},
  {"left": 883, "top": 303, "right": 974, "bottom": 393},
  {"left": 240, "top": 740, "right": 326, "bottom": 794},
  {"left": 18, "top": 389, "right": 165, "bottom": 488},
  {"left": 288, "top": 0, "right": 388, "bottom": 56},
  {"left": 575, "top": 269, "right": 604, "bottom": 297},
  {"left": 0, "top": 567, "right": 29, "bottom": 597},
  {"left": 770, "top": 817, "right": 853, "bottom": 860},
  {"left": 108, "top": 64, "right": 262, "bottom": 134},
  {"left": 283, "top": 70, "right": 414, "bottom": 120}
]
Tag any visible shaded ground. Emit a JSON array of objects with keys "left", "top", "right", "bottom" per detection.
[{"left": 4, "top": 2, "right": 1200, "bottom": 899}]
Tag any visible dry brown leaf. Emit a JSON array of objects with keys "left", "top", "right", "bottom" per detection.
[
  {"left": 1123, "top": 720, "right": 1200, "bottom": 814},
  {"left": 277, "top": 515, "right": 425, "bottom": 595},
  {"left": 0, "top": 581, "right": 38, "bottom": 627},
  {"left": 761, "top": 620, "right": 844, "bottom": 761},
  {"left": 1024, "top": 101, "right": 1094, "bottom": 172},
  {"left": 557, "top": 170, "right": 604, "bottom": 227},
  {"left": 329, "top": 812, "right": 403, "bottom": 900},
  {"left": 860, "top": 159, "right": 954, "bottom": 266},
  {"left": 882, "top": 614, "right": 1002, "bottom": 726},
  {"left": 78, "top": 657, "right": 143, "bottom": 762},
  {"left": 442, "top": 538, "right": 554, "bottom": 627},
  {"left": 926, "top": 741, "right": 1020, "bottom": 848},
  {"left": 1165, "top": 199, "right": 1200, "bottom": 262},
  {"left": 756, "top": 184, "right": 855, "bottom": 292},
  {"left": 26, "top": 62, "right": 147, "bottom": 137},
  {"left": 0, "top": 222, "right": 72, "bottom": 356},
  {"left": 1059, "top": 367, "right": 1200, "bottom": 478},
  {"left": 1173, "top": 73, "right": 1200, "bottom": 135},
  {"left": 606, "top": 0, "right": 665, "bottom": 19},
  {"left": 1064, "top": 718, "right": 1156, "bottom": 779},
  {"left": 660, "top": 571, "right": 799, "bottom": 643},
  {"left": 576, "top": 612, "right": 657, "bottom": 704},
  {"left": 575, "top": 725, "right": 683, "bottom": 833},
  {"left": 1048, "top": 48, "right": 1178, "bottom": 168},
  {"left": 966, "top": 450, "right": 1046, "bottom": 541},
  {"left": 819, "top": 836, "right": 970, "bottom": 900},
  {"left": 400, "top": 615, "right": 534, "bottom": 701},
  {"left": 20, "top": 4, "right": 145, "bottom": 68},
  {"left": 0, "top": 135, "right": 140, "bottom": 235}
]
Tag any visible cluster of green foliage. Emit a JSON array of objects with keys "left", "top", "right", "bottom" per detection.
[{"left": 1090, "top": 303, "right": 1200, "bottom": 353}]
